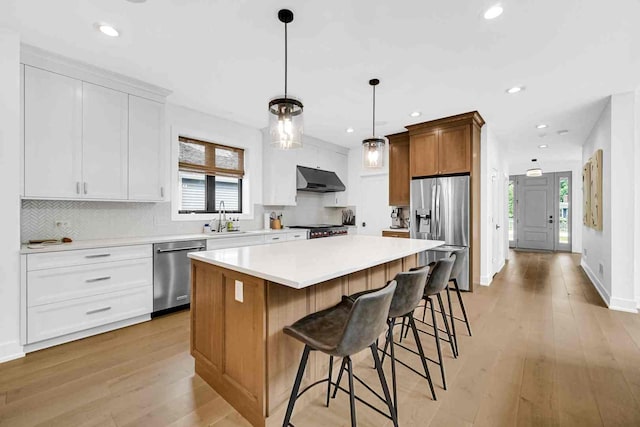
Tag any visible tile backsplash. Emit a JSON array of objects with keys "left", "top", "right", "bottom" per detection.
[{"left": 21, "top": 193, "right": 348, "bottom": 242}]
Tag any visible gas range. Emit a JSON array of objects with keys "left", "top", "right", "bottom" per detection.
[{"left": 288, "top": 224, "right": 348, "bottom": 239}]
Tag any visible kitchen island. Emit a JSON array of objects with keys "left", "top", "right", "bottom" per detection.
[{"left": 188, "top": 235, "right": 443, "bottom": 427}]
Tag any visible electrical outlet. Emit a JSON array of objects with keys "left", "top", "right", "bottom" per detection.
[
  {"left": 235, "top": 280, "right": 244, "bottom": 303},
  {"left": 599, "top": 263, "right": 604, "bottom": 275},
  {"left": 55, "top": 220, "right": 70, "bottom": 228}
]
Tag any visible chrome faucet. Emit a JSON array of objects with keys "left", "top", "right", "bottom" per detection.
[{"left": 216, "top": 200, "right": 226, "bottom": 232}]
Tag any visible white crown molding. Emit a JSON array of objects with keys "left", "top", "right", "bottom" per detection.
[{"left": 20, "top": 44, "right": 172, "bottom": 103}]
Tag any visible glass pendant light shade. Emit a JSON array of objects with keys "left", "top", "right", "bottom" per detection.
[
  {"left": 269, "top": 97, "right": 303, "bottom": 149},
  {"left": 363, "top": 79, "right": 385, "bottom": 169},
  {"left": 363, "top": 138, "right": 385, "bottom": 169},
  {"left": 269, "top": 9, "right": 303, "bottom": 150}
]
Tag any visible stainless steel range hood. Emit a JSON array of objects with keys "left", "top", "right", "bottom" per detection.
[{"left": 296, "top": 165, "right": 346, "bottom": 193}]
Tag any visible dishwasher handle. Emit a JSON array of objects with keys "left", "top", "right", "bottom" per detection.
[{"left": 156, "top": 245, "right": 205, "bottom": 253}]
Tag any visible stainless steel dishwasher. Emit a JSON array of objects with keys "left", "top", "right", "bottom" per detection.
[{"left": 153, "top": 239, "right": 206, "bottom": 316}]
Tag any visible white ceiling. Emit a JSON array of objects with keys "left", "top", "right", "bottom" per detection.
[{"left": 2, "top": 0, "right": 639, "bottom": 165}]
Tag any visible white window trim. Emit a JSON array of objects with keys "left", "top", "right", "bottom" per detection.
[{"left": 170, "top": 126, "right": 254, "bottom": 221}]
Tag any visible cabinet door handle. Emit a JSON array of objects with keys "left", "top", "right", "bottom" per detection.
[
  {"left": 76, "top": 182, "right": 80, "bottom": 194},
  {"left": 85, "top": 253, "right": 111, "bottom": 259},
  {"left": 86, "top": 306, "right": 111, "bottom": 315},
  {"left": 86, "top": 276, "right": 111, "bottom": 283},
  {"left": 293, "top": 234, "right": 301, "bottom": 238},
  {"left": 83, "top": 182, "right": 88, "bottom": 194},
  {"left": 160, "top": 186, "right": 165, "bottom": 198}
]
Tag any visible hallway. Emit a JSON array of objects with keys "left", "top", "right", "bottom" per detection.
[{"left": 0, "top": 251, "right": 639, "bottom": 426}]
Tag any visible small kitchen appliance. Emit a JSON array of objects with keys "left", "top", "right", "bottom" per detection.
[{"left": 391, "top": 207, "right": 404, "bottom": 229}]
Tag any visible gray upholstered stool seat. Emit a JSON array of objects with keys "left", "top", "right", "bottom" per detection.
[{"left": 282, "top": 282, "right": 398, "bottom": 427}]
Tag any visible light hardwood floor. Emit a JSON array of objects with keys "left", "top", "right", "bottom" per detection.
[{"left": 1, "top": 251, "right": 640, "bottom": 426}]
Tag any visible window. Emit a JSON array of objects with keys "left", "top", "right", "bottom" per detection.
[
  {"left": 508, "top": 178, "right": 515, "bottom": 244},
  {"left": 178, "top": 137, "right": 244, "bottom": 213}
]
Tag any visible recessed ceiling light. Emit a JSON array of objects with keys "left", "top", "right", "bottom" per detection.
[
  {"left": 346, "top": 127, "right": 354, "bottom": 133},
  {"left": 410, "top": 111, "right": 421, "bottom": 118},
  {"left": 506, "top": 86, "right": 524, "bottom": 94},
  {"left": 557, "top": 129, "right": 569, "bottom": 135},
  {"left": 536, "top": 124, "right": 548, "bottom": 129},
  {"left": 538, "top": 144, "right": 548, "bottom": 149},
  {"left": 97, "top": 23, "right": 120, "bottom": 37},
  {"left": 484, "top": 4, "right": 504, "bottom": 20}
]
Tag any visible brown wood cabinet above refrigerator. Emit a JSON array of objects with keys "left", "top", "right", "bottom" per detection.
[
  {"left": 387, "top": 132, "right": 410, "bottom": 206},
  {"left": 406, "top": 111, "right": 484, "bottom": 178}
]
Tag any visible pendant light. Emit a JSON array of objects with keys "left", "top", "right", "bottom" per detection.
[
  {"left": 362, "top": 79, "right": 385, "bottom": 169},
  {"left": 268, "top": 9, "right": 303, "bottom": 149},
  {"left": 526, "top": 158, "right": 543, "bottom": 177}
]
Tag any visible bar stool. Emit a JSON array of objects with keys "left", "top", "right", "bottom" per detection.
[
  {"left": 410, "top": 257, "right": 456, "bottom": 390},
  {"left": 446, "top": 249, "right": 473, "bottom": 354},
  {"left": 333, "top": 267, "right": 436, "bottom": 413},
  {"left": 282, "top": 281, "right": 398, "bottom": 427}
]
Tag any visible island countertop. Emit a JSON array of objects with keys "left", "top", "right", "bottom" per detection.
[{"left": 188, "top": 234, "right": 444, "bottom": 289}]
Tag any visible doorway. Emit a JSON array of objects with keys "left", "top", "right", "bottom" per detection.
[{"left": 510, "top": 171, "right": 572, "bottom": 252}]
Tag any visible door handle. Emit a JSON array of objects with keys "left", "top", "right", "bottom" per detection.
[
  {"left": 496, "top": 224, "right": 501, "bottom": 230},
  {"left": 176, "top": 295, "right": 189, "bottom": 301},
  {"left": 548, "top": 219, "right": 554, "bottom": 223},
  {"left": 157, "top": 245, "right": 205, "bottom": 253},
  {"left": 435, "top": 184, "right": 441, "bottom": 237},
  {"left": 83, "top": 182, "right": 88, "bottom": 194}
]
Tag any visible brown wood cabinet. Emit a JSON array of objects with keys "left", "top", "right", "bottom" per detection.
[
  {"left": 407, "top": 112, "right": 482, "bottom": 178},
  {"left": 387, "top": 132, "right": 410, "bottom": 206},
  {"left": 382, "top": 230, "right": 410, "bottom": 238}
]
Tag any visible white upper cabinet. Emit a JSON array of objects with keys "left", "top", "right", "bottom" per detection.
[
  {"left": 82, "top": 82, "right": 128, "bottom": 200},
  {"left": 262, "top": 140, "right": 297, "bottom": 206},
  {"left": 128, "top": 95, "right": 164, "bottom": 201},
  {"left": 21, "top": 48, "right": 170, "bottom": 202},
  {"left": 323, "top": 150, "right": 349, "bottom": 207},
  {"left": 24, "top": 66, "right": 82, "bottom": 199}
]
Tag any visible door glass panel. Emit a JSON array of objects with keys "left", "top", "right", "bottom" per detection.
[
  {"left": 559, "top": 177, "right": 569, "bottom": 244},
  {"left": 508, "top": 180, "right": 515, "bottom": 242}
]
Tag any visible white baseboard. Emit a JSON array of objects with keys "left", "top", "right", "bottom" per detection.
[
  {"left": 580, "top": 258, "right": 639, "bottom": 313},
  {"left": 0, "top": 340, "right": 25, "bottom": 364},
  {"left": 480, "top": 275, "right": 492, "bottom": 286},
  {"left": 580, "top": 258, "right": 610, "bottom": 306},
  {"left": 609, "top": 297, "right": 639, "bottom": 313}
]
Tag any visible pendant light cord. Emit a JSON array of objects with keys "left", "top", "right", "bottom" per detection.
[
  {"left": 372, "top": 84, "right": 376, "bottom": 137},
  {"left": 284, "top": 22, "right": 288, "bottom": 99}
]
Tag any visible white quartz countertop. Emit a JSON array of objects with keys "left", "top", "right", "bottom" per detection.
[
  {"left": 188, "top": 235, "right": 444, "bottom": 289},
  {"left": 20, "top": 228, "right": 297, "bottom": 254}
]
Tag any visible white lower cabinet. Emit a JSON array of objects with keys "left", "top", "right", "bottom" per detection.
[
  {"left": 28, "top": 286, "right": 152, "bottom": 344},
  {"left": 23, "top": 244, "right": 153, "bottom": 349}
]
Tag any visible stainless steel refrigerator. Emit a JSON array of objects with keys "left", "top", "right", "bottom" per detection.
[{"left": 410, "top": 175, "right": 470, "bottom": 290}]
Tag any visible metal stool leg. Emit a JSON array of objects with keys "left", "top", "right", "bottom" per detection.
[
  {"left": 446, "top": 286, "right": 459, "bottom": 356},
  {"left": 387, "top": 319, "right": 398, "bottom": 414},
  {"left": 429, "top": 297, "right": 447, "bottom": 390},
  {"left": 282, "top": 345, "right": 311, "bottom": 427},
  {"left": 346, "top": 357, "right": 357, "bottom": 427},
  {"left": 453, "top": 278, "right": 472, "bottom": 336},
  {"left": 437, "top": 293, "right": 457, "bottom": 358},
  {"left": 326, "top": 355, "right": 334, "bottom": 407},
  {"left": 331, "top": 358, "right": 348, "bottom": 399},
  {"left": 370, "top": 344, "right": 399, "bottom": 427},
  {"left": 408, "top": 315, "right": 437, "bottom": 400}
]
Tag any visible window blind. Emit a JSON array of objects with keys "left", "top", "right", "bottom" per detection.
[{"left": 178, "top": 136, "right": 245, "bottom": 178}]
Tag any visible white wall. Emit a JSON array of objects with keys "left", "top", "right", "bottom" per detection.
[
  {"left": 581, "top": 93, "right": 638, "bottom": 313},
  {"left": 0, "top": 29, "right": 23, "bottom": 362},
  {"left": 636, "top": 89, "right": 640, "bottom": 308},
  {"left": 480, "top": 125, "right": 510, "bottom": 285}
]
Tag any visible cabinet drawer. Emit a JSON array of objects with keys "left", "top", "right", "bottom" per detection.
[
  {"left": 27, "top": 244, "right": 151, "bottom": 271},
  {"left": 207, "top": 235, "right": 265, "bottom": 250},
  {"left": 28, "top": 258, "right": 152, "bottom": 307},
  {"left": 27, "top": 286, "right": 152, "bottom": 344},
  {"left": 286, "top": 231, "right": 308, "bottom": 241},
  {"left": 265, "top": 234, "right": 287, "bottom": 244}
]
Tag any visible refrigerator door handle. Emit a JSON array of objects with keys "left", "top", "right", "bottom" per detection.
[
  {"left": 435, "top": 184, "right": 441, "bottom": 238},
  {"left": 431, "top": 183, "right": 437, "bottom": 236}
]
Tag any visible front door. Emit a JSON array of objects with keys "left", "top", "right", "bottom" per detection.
[{"left": 516, "top": 174, "right": 554, "bottom": 250}]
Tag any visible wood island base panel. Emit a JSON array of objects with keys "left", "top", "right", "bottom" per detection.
[{"left": 190, "top": 254, "right": 418, "bottom": 427}]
